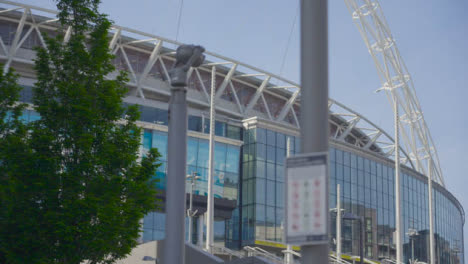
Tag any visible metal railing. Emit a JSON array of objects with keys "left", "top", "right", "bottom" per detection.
[
  {"left": 209, "top": 244, "right": 246, "bottom": 261},
  {"left": 244, "top": 246, "right": 284, "bottom": 264}
]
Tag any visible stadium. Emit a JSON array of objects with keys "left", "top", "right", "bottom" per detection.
[{"left": 0, "top": 1, "right": 464, "bottom": 263}]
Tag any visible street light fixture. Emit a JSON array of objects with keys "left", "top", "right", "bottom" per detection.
[
  {"left": 342, "top": 212, "right": 364, "bottom": 264},
  {"left": 163, "top": 44, "right": 205, "bottom": 264}
]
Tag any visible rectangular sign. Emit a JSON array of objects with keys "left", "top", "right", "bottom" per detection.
[{"left": 284, "top": 152, "right": 328, "bottom": 245}]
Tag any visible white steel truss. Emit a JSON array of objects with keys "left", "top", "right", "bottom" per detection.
[
  {"left": 0, "top": 0, "right": 415, "bottom": 170},
  {"left": 344, "top": 0, "right": 445, "bottom": 186}
]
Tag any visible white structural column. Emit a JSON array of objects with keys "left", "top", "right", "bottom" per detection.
[
  {"left": 336, "top": 184, "right": 342, "bottom": 263},
  {"left": 394, "top": 92, "right": 402, "bottom": 263},
  {"left": 285, "top": 138, "right": 293, "bottom": 264},
  {"left": 428, "top": 161, "right": 435, "bottom": 264},
  {"left": 205, "top": 66, "right": 216, "bottom": 252}
]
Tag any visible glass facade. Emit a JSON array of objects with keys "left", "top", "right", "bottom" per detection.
[
  {"left": 141, "top": 128, "right": 241, "bottom": 243},
  {"left": 235, "top": 126, "right": 464, "bottom": 264}
]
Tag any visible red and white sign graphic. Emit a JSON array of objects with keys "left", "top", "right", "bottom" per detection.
[{"left": 286, "top": 164, "right": 326, "bottom": 238}]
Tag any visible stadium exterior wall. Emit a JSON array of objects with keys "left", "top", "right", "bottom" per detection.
[{"left": 0, "top": 3, "right": 464, "bottom": 264}]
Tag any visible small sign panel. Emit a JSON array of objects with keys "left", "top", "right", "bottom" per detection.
[{"left": 285, "top": 152, "right": 328, "bottom": 245}]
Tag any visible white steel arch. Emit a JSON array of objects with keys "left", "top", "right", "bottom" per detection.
[
  {"left": 343, "top": 0, "right": 445, "bottom": 186},
  {"left": 0, "top": 0, "right": 416, "bottom": 171}
]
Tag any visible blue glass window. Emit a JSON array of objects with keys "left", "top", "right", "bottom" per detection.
[
  {"left": 256, "top": 143, "right": 266, "bottom": 162},
  {"left": 152, "top": 131, "right": 168, "bottom": 161},
  {"left": 215, "top": 121, "right": 226, "bottom": 137},
  {"left": 276, "top": 133, "right": 285, "bottom": 149},
  {"left": 197, "top": 139, "right": 209, "bottom": 168},
  {"left": 256, "top": 128, "right": 266, "bottom": 144},
  {"left": 188, "top": 115, "right": 202, "bottom": 132},
  {"left": 266, "top": 130, "right": 276, "bottom": 146},
  {"left": 266, "top": 145, "right": 275, "bottom": 163},
  {"left": 143, "top": 129, "right": 152, "bottom": 151},
  {"left": 266, "top": 162, "right": 275, "bottom": 180},
  {"left": 214, "top": 142, "right": 227, "bottom": 171},
  {"left": 226, "top": 146, "right": 240, "bottom": 173},
  {"left": 187, "top": 137, "right": 198, "bottom": 166},
  {"left": 227, "top": 125, "right": 242, "bottom": 140},
  {"left": 256, "top": 179, "right": 265, "bottom": 204},
  {"left": 256, "top": 161, "right": 266, "bottom": 178},
  {"left": 266, "top": 180, "right": 275, "bottom": 206}
]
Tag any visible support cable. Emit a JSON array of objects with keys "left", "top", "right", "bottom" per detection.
[{"left": 175, "top": 0, "right": 184, "bottom": 41}]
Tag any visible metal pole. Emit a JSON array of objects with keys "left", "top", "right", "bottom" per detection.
[
  {"left": 428, "top": 160, "right": 435, "bottom": 264},
  {"left": 285, "top": 138, "right": 293, "bottom": 264},
  {"left": 198, "top": 214, "right": 204, "bottom": 247},
  {"left": 337, "top": 184, "right": 342, "bottom": 263},
  {"left": 300, "top": 0, "right": 329, "bottom": 263},
  {"left": 163, "top": 85, "right": 188, "bottom": 264},
  {"left": 187, "top": 172, "right": 195, "bottom": 243},
  {"left": 411, "top": 236, "right": 414, "bottom": 263},
  {"left": 394, "top": 92, "right": 402, "bottom": 264},
  {"left": 359, "top": 218, "right": 364, "bottom": 264},
  {"left": 205, "top": 66, "right": 216, "bottom": 252}
]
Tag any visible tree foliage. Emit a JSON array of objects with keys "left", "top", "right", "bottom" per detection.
[{"left": 0, "top": 1, "right": 160, "bottom": 263}]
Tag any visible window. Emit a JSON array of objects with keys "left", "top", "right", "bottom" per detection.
[
  {"left": 266, "top": 130, "right": 276, "bottom": 146},
  {"left": 227, "top": 125, "right": 242, "bottom": 140},
  {"left": 152, "top": 131, "right": 168, "bottom": 161},
  {"left": 215, "top": 121, "right": 226, "bottom": 137},
  {"left": 256, "top": 143, "right": 266, "bottom": 162},
  {"left": 197, "top": 140, "right": 209, "bottom": 168},
  {"left": 143, "top": 129, "right": 152, "bottom": 151},
  {"left": 226, "top": 146, "right": 240, "bottom": 173},
  {"left": 188, "top": 115, "right": 202, "bottom": 132},
  {"left": 276, "top": 133, "right": 285, "bottom": 149},
  {"left": 256, "top": 179, "right": 266, "bottom": 204},
  {"left": 256, "top": 128, "right": 266, "bottom": 144},
  {"left": 214, "top": 142, "right": 227, "bottom": 171},
  {"left": 187, "top": 138, "right": 198, "bottom": 166}
]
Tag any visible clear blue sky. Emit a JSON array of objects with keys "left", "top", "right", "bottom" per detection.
[{"left": 18, "top": 0, "right": 468, "bottom": 254}]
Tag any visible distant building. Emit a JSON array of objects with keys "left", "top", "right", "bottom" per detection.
[{"left": 1, "top": 2, "right": 464, "bottom": 263}]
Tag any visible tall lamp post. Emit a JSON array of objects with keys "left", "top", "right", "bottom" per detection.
[
  {"left": 342, "top": 212, "right": 364, "bottom": 264},
  {"left": 299, "top": 0, "right": 329, "bottom": 263},
  {"left": 187, "top": 172, "right": 201, "bottom": 244},
  {"left": 163, "top": 44, "right": 205, "bottom": 264}
]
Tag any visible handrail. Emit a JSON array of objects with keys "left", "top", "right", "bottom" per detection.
[
  {"left": 209, "top": 244, "right": 245, "bottom": 260},
  {"left": 243, "top": 246, "right": 283, "bottom": 264}
]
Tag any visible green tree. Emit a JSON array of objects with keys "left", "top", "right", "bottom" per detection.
[{"left": 0, "top": 0, "right": 160, "bottom": 263}]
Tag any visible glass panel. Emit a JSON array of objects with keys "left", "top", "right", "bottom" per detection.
[
  {"left": 215, "top": 121, "right": 226, "bottom": 137},
  {"left": 152, "top": 131, "right": 168, "bottom": 161},
  {"left": 227, "top": 125, "right": 242, "bottom": 140},
  {"left": 256, "top": 143, "right": 266, "bottom": 162},
  {"left": 266, "top": 145, "right": 275, "bottom": 163},
  {"left": 256, "top": 161, "right": 265, "bottom": 178},
  {"left": 266, "top": 129, "right": 276, "bottom": 146},
  {"left": 214, "top": 142, "right": 227, "bottom": 171},
  {"left": 266, "top": 180, "right": 275, "bottom": 206},
  {"left": 143, "top": 129, "right": 152, "bottom": 151},
  {"left": 256, "top": 179, "right": 266, "bottom": 204},
  {"left": 276, "top": 133, "right": 285, "bottom": 149},
  {"left": 266, "top": 162, "right": 275, "bottom": 180},
  {"left": 276, "top": 147, "right": 285, "bottom": 165},
  {"left": 187, "top": 137, "right": 198, "bottom": 166},
  {"left": 276, "top": 182, "right": 284, "bottom": 208},
  {"left": 226, "top": 146, "right": 240, "bottom": 173},
  {"left": 197, "top": 139, "right": 209, "bottom": 168},
  {"left": 257, "top": 128, "right": 266, "bottom": 144},
  {"left": 188, "top": 115, "right": 202, "bottom": 132}
]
